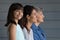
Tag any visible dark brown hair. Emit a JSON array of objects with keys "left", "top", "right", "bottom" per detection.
[
  {"left": 5, "top": 3, "right": 23, "bottom": 26},
  {"left": 18, "top": 5, "right": 37, "bottom": 29}
]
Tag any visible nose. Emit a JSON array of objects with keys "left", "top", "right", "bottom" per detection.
[
  {"left": 21, "top": 12, "right": 23, "bottom": 17},
  {"left": 19, "top": 12, "right": 20, "bottom": 15},
  {"left": 36, "top": 13, "right": 38, "bottom": 17}
]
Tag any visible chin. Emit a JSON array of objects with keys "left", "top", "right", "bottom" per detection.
[
  {"left": 18, "top": 18, "right": 21, "bottom": 20},
  {"left": 34, "top": 20, "right": 37, "bottom": 23},
  {"left": 41, "top": 20, "right": 44, "bottom": 22},
  {"left": 39, "top": 20, "right": 44, "bottom": 23}
]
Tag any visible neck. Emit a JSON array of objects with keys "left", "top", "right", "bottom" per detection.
[
  {"left": 26, "top": 21, "right": 32, "bottom": 31},
  {"left": 35, "top": 21, "right": 41, "bottom": 27},
  {"left": 14, "top": 19, "right": 18, "bottom": 24}
]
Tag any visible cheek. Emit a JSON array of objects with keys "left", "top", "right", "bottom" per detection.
[
  {"left": 20, "top": 13, "right": 23, "bottom": 18},
  {"left": 32, "top": 16, "right": 37, "bottom": 22},
  {"left": 33, "top": 16, "right": 37, "bottom": 19},
  {"left": 13, "top": 14, "right": 17, "bottom": 18},
  {"left": 38, "top": 15, "right": 44, "bottom": 22},
  {"left": 37, "top": 15, "right": 41, "bottom": 21},
  {"left": 38, "top": 15, "right": 42, "bottom": 19},
  {"left": 15, "top": 13, "right": 19, "bottom": 17},
  {"left": 14, "top": 13, "right": 20, "bottom": 19},
  {"left": 37, "top": 15, "right": 40, "bottom": 19},
  {"left": 38, "top": 16, "right": 41, "bottom": 19}
]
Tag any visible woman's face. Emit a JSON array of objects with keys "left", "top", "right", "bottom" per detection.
[
  {"left": 13, "top": 10, "right": 23, "bottom": 20},
  {"left": 37, "top": 11, "right": 44, "bottom": 23},
  {"left": 28, "top": 9, "right": 37, "bottom": 23}
]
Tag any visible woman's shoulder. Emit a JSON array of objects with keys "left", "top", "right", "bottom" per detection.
[
  {"left": 8, "top": 23, "right": 17, "bottom": 31},
  {"left": 9, "top": 23, "right": 17, "bottom": 28},
  {"left": 22, "top": 27, "right": 28, "bottom": 34},
  {"left": 23, "top": 27, "right": 27, "bottom": 31}
]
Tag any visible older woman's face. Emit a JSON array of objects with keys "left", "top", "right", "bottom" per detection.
[
  {"left": 29, "top": 9, "right": 37, "bottom": 23},
  {"left": 37, "top": 11, "right": 44, "bottom": 23},
  {"left": 13, "top": 10, "right": 23, "bottom": 20}
]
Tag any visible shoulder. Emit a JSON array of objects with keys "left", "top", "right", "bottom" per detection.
[
  {"left": 30, "top": 29, "right": 33, "bottom": 34},
  {"left": 23, "top": 27, "right": 28, "bottom": 34},
  {"left": 8, "top": 24, "right": 17, "bottom": 40},
  {"left": 23, "top": 27, "right": 27, "bottom": 32},
  {"left": 8, "top": 23, "right": 17, "bottom": 31}
]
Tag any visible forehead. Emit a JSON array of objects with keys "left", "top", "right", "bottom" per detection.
[
  {"left": 38, "top": 10, "right": 43, "bottom": 13},
  {"left": 32, "top": 9, "right": 37, "bottom": 13},
  {"left": 14, "top": 9, "right": 23, "bottom": 12},
  {"left": 30, "top": 10, "right": 37, "bottom": 15}
]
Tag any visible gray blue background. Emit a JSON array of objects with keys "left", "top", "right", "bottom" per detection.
[{"left": 0, "top": 0, "right": 60, "bottom": 40}]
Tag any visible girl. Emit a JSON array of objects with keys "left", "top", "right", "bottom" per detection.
[
  {"left": 5, "top": 3, "right": 25, "bottom": 40},
  {"left": 19, "top": 5, "right": 37, "bottom": 40}
]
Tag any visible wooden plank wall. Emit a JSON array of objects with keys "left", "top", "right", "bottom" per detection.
[{"left": 0, "top": 0, "right": 60, "bottom": 40}]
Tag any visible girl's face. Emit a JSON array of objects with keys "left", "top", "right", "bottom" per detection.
[
  {"left": 13, "top": 10, "right": 23, "bottom": 20},
  {"left": 37, "top": 11, "right": 44, "bottom": 23},
  {"left": 27, "top": 9, "right": 37, "bottom": 23}
]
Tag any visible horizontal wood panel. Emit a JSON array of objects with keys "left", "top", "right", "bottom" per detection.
[
  {"left": 0, "top": 0, "right": 60, "bottom": 40},
  {"left": 0, "top": 12, "right": 60, "bottom": 21}
]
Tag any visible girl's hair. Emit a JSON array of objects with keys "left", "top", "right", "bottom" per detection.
[
  {"left": 5, "top": 3, "right": 23, "bottom": 26},
  {"left": 18, "top": 5, "right": 37, "bottom": 29}
]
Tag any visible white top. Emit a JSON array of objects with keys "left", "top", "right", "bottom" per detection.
[
  {"left": 23, "top": 27, "right": 34, "bottom": 40},
  {"left": 16, "top": 24, "right": 25, "bottom": 40}
]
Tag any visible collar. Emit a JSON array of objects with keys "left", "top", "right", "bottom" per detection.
[{"left": 31, "top": 23, "right": 38, "bottom": 30}]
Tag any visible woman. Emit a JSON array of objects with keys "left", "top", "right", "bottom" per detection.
[
  {"left": 5, "top": 3, "right": 25, "bottom": 40},
  {"left": 31, "top": 8, "right": 47, "bottom": 40},
  {"left": 19, "top": 5, "right": 37, "bottom": 40}
]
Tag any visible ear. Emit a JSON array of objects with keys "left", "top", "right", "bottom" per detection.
[{"left": 26, "top": 15, "right": 30, "bottom": 20}]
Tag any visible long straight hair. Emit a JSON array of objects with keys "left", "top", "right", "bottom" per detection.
[
  {"left": 5, "top": 3, "right": 23, "bottom": 26},
  {"left": 18, "top": 5, "right": 37, "bottom": 30}
]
